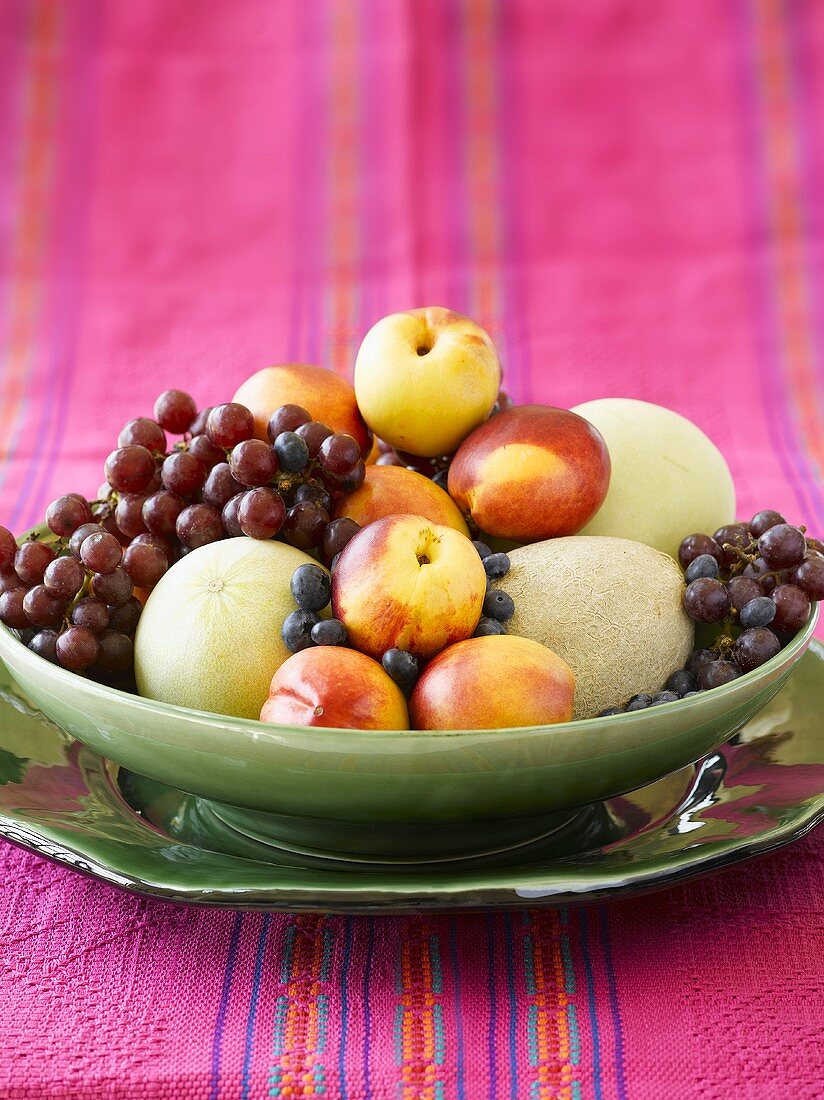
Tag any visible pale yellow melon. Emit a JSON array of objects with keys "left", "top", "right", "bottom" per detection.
[
  {"left": 499, "top": 536, "right": 693, "bottom": 719},
  {"left": 135, "top": 538, "right": 324, "bottom": 719},
  {"left": 571, "top": 398, "right": 736, "bottom": 560}
]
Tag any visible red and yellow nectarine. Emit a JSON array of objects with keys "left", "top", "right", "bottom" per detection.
[
  {"left": 331, "top": 514, "right": 486, "bottom": 661},
  {"left": 260, "top": 646, "right": 409, "bottom": 730},
  {"left": 409, "top": 635, "right": 575, "bottom": 730},
  {"left": 447, "top": 405, "right": 610, "bottom": 542}
]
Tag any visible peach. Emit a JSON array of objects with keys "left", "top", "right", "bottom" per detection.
[
  {"left": 354, "top": 307, "right": 501, "bottom": 457},
  {"left": 409, "top": 635, "right": 575, "bottom": 730},
  {"left": 331, "top": 514, "right": 486, "bottom": 661},
  {"left": 448, "top": 405, "right": 611, "bottom": 542},
  {"left": 260, "top": 646, "right": 409, "bottom": 730},
  {"left": 333, "top": 465, "right": 469, "bottom": 536},
  {"left": 233, "top": 364, "right": 371, "bottom": 455}
]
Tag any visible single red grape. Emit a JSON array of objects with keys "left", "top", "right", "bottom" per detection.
[
  {"left": 80, "top": 531, "right": 122, "bottom": 574},
  {"left": 28, "top": 629, "right": 59, "bottom": 663},
  {"left": 45, "top": 495, "right": 92, "bottom": 537},
  {"left": 792, "top": 555, "right": 824, "bottom": 601},
  {"left": 267, "top": 404, "right": 312, "bottom": 442},
  {"left": 114, "top": 494, "right": 148, "bottom": 539},
  {"left": 23, "top": 585, "right": 67, "bottom": 628},
  {"left": 0, "top": 588, "right": 30, "bottom": 629},
  {"left": 187, "top": 433, "right": 225, "bottom": 470},
  {"left": 131, "top": 532, "right": 176, "bottom": 561},
  {"left": 56, "top": 625, "right": 100, "bottom": 670},
  {"left": 712, "top": 523, "right": 750, "bottom": 567},
  {"left": 221, "top": 494, "right": 244, "bottom": 537},
  {"left": 161, "top": 450, "right": 208, "bottom": 498},
  {"left": 238, "top": 488, "right": 285, "bottom": 539},
  {"left": 322, "top": 518, "right": 360, "bottom": 565},
  {"left": 69, "top": 523, "right": 101, "bottom": 559},
  {"left": 176, "top": 504, "right": 223, "bottom": 548},
  {"left": 749, "top": 510, "right": 786, "bottom": 538},
  {"left": 93, "top": 630, "right": 134, "bottom": 674},
  {"left": 91, "top": 567, "right": 134, "bottom": 607},
  {"left": 683, "top": 577, "right": 731, "bottom": 623},
  {"left": 677, "top": 534, "right": 721, "bottom": 570},
  {"left": 318, "top": 433, "right": 361, "bottom": 476},
  {"left": 727, "top": 576, "right": 764, "bottom": 612},
  {"left": 293, "top": 481, "right": 333, "bottom": 511},
  {"left": 154, "top": 389, "right": 197, "bottom": 434},
  {"left": 118, "top": 417, "right": 167, "bottom": 452},
  {"left": 143, "top": 491, "right": 185, "bottom": 538},
  {"left": 758, "top": 524, "right": 806, "bottom": 569},
  {"left": 0, "top": 526, "right": 16, "bottom": 571},
  {"left": 71, "top": 597, "right": 110, "bottom": 634},
  {"left": 107, "top": 598, "right": 142, "bottom": 636},
  {"left": 15, "top": 541, "right": 56, "bottom": 585},
  {"left": 105, "top": 445, "right": 156, "bottom": 494},
  {"left": 733, "top": 627, "right": 781, "bottom": 672},
  {"left": 697, "top": 660, "right": 741, "bottom": 690},
  {"left": 206, "top": 403, "right": 255, "bottom": 449},
  {"left": 771, "top": 584, "right": 811, "bottom": 632},
  {"left": 188, "top": 406, "right": 213, "bottom": 437},
  {"left": 43, "top": 555, "right": 85, "bottom": 599},
  {"left": 282, "top": 501, "right": 328, "bottom": 551},
  {"left": 295, "top": 421, "right": 332, "bottom": 458},
  {"left": 123, "top": 542, "right": 168, "bottom": 588},
  {"left": 229, "top": 439, "right": 279, "bottom": 487}
]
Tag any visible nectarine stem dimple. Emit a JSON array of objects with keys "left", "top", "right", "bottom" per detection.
[
  {"left": 417, "top": 554, "right": 430, "bottom": 566},
  {"left": 416, "top": 345, "right": 431, "bottom": 357}
]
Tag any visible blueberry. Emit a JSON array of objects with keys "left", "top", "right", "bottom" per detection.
[
  {"left": 290, "top": 563, "right": 331, "bottom": 611},
  {"left": 650, "top": 690, "right": 680, "bottom": 706},
  {"left": 274, "top": 431, "right": 310, "bottom": 473},
  {"left": 473, "top": 540, "right": 493, "bottom": 560},
  {"left": 482, "top": 589, "right": 515, "bottom": 623},
  {"left": 483, "top": 553, "right": 510, "bottom": 580},
  {"left": 685, "top": 553, "right": 720, "bottom": 582},
  {"left": 310, "top": 618, "right": 348, "bottom": 646},
  {"left": 626, "top": 693, "right": 652, "bottom": 711},
  {"left": 382, "top": 648, "right": 419, "bottom": 692},
  {"left": 473, "top": 616, "right": 506, "bottom": 637},
  {"left": 666, "top": 668, "right": 697, "bottom": 696},
  {"left": 598, "top": 706, "right": 622, "bottom": 717},
  {"left": 739, "top": 595, "right": 777, "bottom": 629},
  {"left": 281, "top": 609, "right": 320, "bottom": 653}
]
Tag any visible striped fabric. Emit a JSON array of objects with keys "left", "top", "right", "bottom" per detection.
[{"left": 0, "top": 2, "right": 822, "bottom": 1097}]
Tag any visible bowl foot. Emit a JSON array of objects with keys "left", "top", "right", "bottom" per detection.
[{"left": 117, "top": 768, "right": 630, "bottom": 869}]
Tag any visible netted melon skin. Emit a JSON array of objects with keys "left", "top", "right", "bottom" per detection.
[{"left": 498, "top": 536, "right": 694, "bottom": 719}]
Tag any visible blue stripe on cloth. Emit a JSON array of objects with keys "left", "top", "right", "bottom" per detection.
[
  {"left": 577, "top": 908, "right": 603, "bottom": 1100},
  {"left": 598, "top": 908, "right": 627, "bottom": 1100},
  {"left": 449, "top": 920, "right": 467, "bottom": 1100},
  {"left": 241, "top": 914, "right": 272, "bottom": 1100}
]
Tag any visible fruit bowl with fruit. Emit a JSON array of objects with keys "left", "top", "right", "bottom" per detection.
[{"left": 0, "top": 310, "right": 820, "bottom": 868}]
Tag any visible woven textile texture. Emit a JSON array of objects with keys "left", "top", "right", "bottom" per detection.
[{"left": 1, "top": 1, "right": 824, "bottom": 1097}]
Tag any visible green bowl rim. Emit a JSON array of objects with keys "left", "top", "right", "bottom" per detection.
[{"left": 0, "top": 603, "right": 817, "bottom": 741}]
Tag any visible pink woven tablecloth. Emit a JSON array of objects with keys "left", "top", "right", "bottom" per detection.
[{"left": 1, "top": 1, "right": 823, "bottom": 1097}]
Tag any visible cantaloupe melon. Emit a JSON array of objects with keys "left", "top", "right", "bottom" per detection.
[{"left": 498, "top": 536, "right": 693, "bottom": 719}]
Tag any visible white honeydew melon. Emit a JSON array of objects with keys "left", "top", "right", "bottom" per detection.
[
  {"left": 498, "top": 536, "right": 694, "bottom": 719},
  {"left": 135, "top": 538, "right": 324, "bottom": 720},
  {"left": 571, "top": 398, "right": 736, "bottom": 560}
]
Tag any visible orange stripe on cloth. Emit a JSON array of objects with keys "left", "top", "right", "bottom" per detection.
[{"left": 0, "top": 1, "right": 61, "bottom": 469}]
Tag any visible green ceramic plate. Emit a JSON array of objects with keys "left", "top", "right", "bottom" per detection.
[{"left": 0, "top": 641, "right": 822, "bottom": 912}]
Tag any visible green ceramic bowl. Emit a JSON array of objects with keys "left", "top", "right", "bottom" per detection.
[{"left": 0, "top": 596, "right": 817, "bottom": 862}]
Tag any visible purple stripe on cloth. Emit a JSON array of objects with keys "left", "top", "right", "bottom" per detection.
[
  {"left": 240, "top": 914, "right": 271, "bottom": 1099},
  {"left": 577, "top": 908, "right": 605, "bottom": 1100},
  {"left": 11, "top": 0, "right": 101, "bottom": 532},
  {"left": 598, "top": 908, "right": 628, "bottom": 1100},
  {"left": 209, "top": 912, "right": 245, "bottom": 1100},
  {"left": 449, "top": 919, "right": 467, "bottom": 1100},
  {"left": 731, "top": 0, "right": 823, "bottom": 523}
]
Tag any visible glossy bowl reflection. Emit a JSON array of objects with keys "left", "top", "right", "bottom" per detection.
[{"left": 0, "top": 607, "right": 817, "bottom": 825}]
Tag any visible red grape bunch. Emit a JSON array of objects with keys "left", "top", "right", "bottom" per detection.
[
  {"left": 0, "top": 387, "right": 374, "bottom": 686},
  {"left": 601, "top": 509, "right": 822, "bottom": 715}
]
